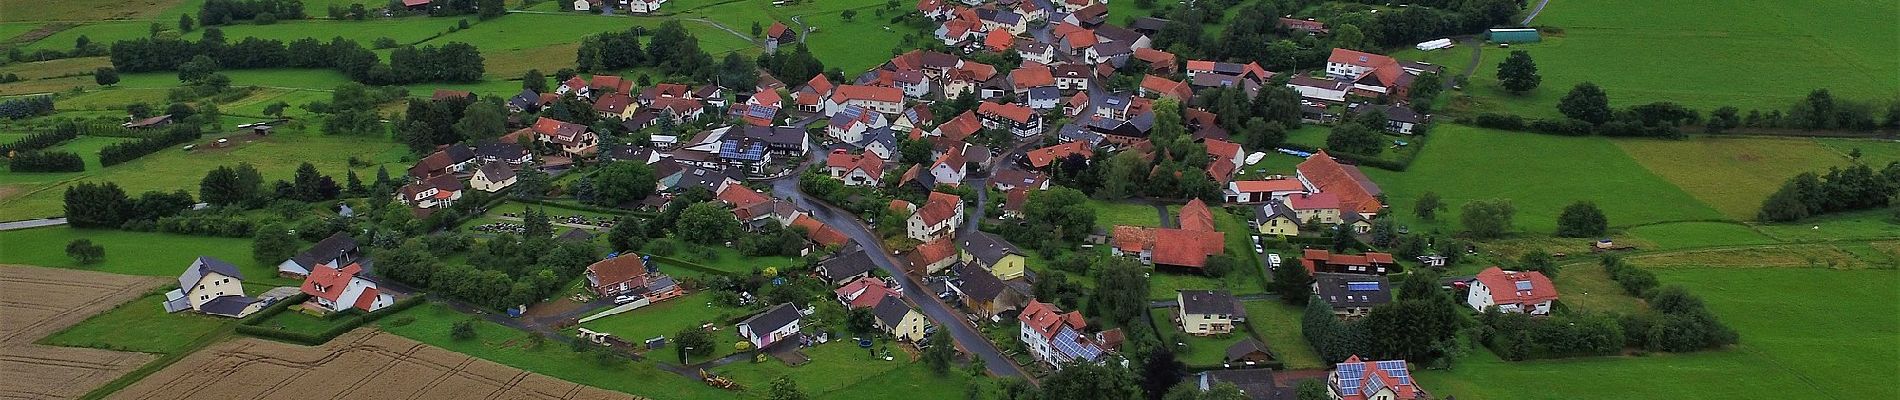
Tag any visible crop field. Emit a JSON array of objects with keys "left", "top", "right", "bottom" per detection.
[
  {"left": 1364, "top": 125, "right": 1723, "bottom": 234},
  {"left": 1453, "top": 0, "right": 1898, "bottom": 117},
  {"left": 0, "top": 0, "right": 194, "bottom": 22},
  {"left": 0, "top": 130, "right": 408, "bottom": 220},
  {"left": 1418, "top": 267, "right": 1898, "bottom": 400},
  {"left": 1613, "top": 136, "right": 1861, "bottom": 220},
  {"left": 0, "top": 265, "right": 166, "bottom": 400},
  {"left": 112, "top": 328, "right": 638, "bottom": 400}
]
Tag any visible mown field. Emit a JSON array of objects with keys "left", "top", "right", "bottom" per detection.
[
  {"left": 39, "top": 292, "right": 234, "bottom": 354},
  {"left": 0, "top": 226, "right": 301, "bottom": 285},
  {"left": 1453, "top": 0, "right": 1898, "bottom": 118},
  {"left": 1613, "top": 136, "right": 1889, "bottom": 220}
]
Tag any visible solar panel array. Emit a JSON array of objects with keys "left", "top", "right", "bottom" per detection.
[
  {"left": 1335, "top": 363, "right": 1365, "bottom": 396},
  {"left": 719, "top": 140, "right": 765, "bottom": 161},
  {"left": 1346, "top": 281, "right": 1380, "bottom": 292},
  {"left": 1051, "top": 327, "right": 1103, "bottom": 362},
  {"left": 745, "top": 105, "right": 776, "bottom": 119},
  {"left": 1376, "top": 360, "right": 1411, "bottom": 384},
  {"left": 1515, "top": 280, "right": 1534, "bottom": 291}
]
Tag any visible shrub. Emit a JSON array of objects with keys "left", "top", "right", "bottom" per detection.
[
  {"left": 99, "top": 124, "right": 202, "bottom": 167},
  {"left": 450, "top": 320, "right": 477, "bottom": 340},
  {"left": 8, "top": 151, "right": 85, "bottom": 172},
  {"left": 1469, "top": 113, "right": 1526, "bottom": 131}
]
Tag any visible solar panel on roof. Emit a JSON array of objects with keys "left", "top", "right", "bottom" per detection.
[
  {"left": 1346, "top": 282, "right": 1380, "bottom": 291},
  {"left": 1515, "top": 280, "right": 1534, "bottom": 291}
]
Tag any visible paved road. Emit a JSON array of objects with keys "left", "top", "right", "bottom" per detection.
[
  {"left": 1521, "top": 0, "right": 1553, "bottom": 25},
  {"left": 0, "top": 218, "right": 65, "bottom": 231},
  {"left": 962, "top": 138, "right": 1043, "bottom": 235},
  {"left": 767, "top": 175, "right": 1033, "bottom": 381}
]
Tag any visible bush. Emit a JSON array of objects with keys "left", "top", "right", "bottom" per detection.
[
  {"left": 1527, "top": 118, "right": 1594, "bottom": 136},
  {"left": 1469, "top": 113, "right": 1526, "bottom": 131},
  {"left": 1600, "top": 255, "right": 1658, "bottom": 296},
  {"left": 0, "top": 95, "right": 56, "bottom": 120},
  {"left": 450, "top": 320, "right": 477, "bottom": 340},
  {"left": 66, "top": 239, "right": 106, "bottom": 264},
  {"left": 8, "top": 151, "right": 85, "bottom": 172}
]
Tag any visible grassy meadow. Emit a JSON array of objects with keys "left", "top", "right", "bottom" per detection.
[
  {"left": 39, "top": 292, "right": 235, "bottom": 354},
  {"left": 0, "top": 226, "right": 301, "bottom": 285},
  {"left": 575, "top": 291, "right": 748, "bottom": 353},
  {"left": 1613, "top": 136, "right": 1878, "bottom": 220}
]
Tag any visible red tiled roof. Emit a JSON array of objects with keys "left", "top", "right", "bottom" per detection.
[
  {"left": 791, "top": 214, "right": 850, "bottom": 248},
  {"left": 826, "top": 150, "right": 886, "bottom": 178},
  {"left": 1009, "top": 65, "right": 1055, "bottom": 89},
  {"left": 717, "top": 182, "right": 772, "bottom": 219},
  {"left": 1025, "top": 141, "right": 1092, "bottom": 168},
  {"left": 590, "top": 75, "right": 632, "bottom": 94},
  {"left": 300, "top": 262, "right": 364, "bottom": 303},
  {"left": 906, "top": 237, "right": 957, "bottom": 268},
  {"left": 833, "top": 85, "right": 904, "bottom": 104},
  {"left": 1297, "top": 151, "right": 1383, "bottom": 214},
  {"left": 586, "top": 255, "right": 650, "bottom": 292},
  {"left": 1474, "top": 267, "right": 1559, "bottom": 305},
  {"left": 1132, "top": 47, "right": 1175, "bottom": 66},
  {"left": 1152, "top": 228, "right": 1223, "bottom": 268},
  {"left": 767, "top": 21, "right": 790, "bottom": 38},
  {"left": 1140, "top": 75, "right": 1191, "bottom": 99},
  {"left": 431, "top": 89, "right": 471, "bottom": 101},
  {"left": 1003, "top": 188, "right": 1028, "bottom": 213},
  {"left": 593, "top": 93, "right": 635, "bottom": 114},
  {"left": 1299, "top": 249, "right": 1398, "bottom": 274},
  {"left": 1286, "top": 192, "right": 1341, "bottom": 210},
  {"left": 1231, "top": 179, "right": 1303, "bottom": 193},
  {"left": 1327, "top": 48, "right": 1394, "bottom": 68},
  {"left": 936, "top": 111, "right": 983, "bottom": 141},
  {"left": 984, "top": 28, "right": 1014, "bottom": 51},
  {"left": 750, "top": 88, "right": 782, "bottom": 107},
  {"left": 916, "top": 191, "right": 962, "bottom": 227},
  {"left": 1017, "top": 299, "right": 1086, "bottom": 340},
  {"left": 977, "top": 101, "right": 1034, "bottom": 123},
  {"left": 1178, "top": 199, "right": 1216, "bottom": 233},
  {"left": 1112, "top": 225, "right": 1154, "bottom": 254},
  {"left": 1061, "top": 28, "right": 1097, "bottom": 48}
]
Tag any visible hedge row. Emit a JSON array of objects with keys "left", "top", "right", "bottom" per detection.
[
  {"left": 516, "top": 197, "right": 657, "bottom": 219},
  {"left": 645, "top": 254, "right": 740, "bottom": 277},
  {"left": 0, "top": 127, "right": 77, "bottom": 155},
  {"left": 99, "top": 125, "right": 201, "bottom": 167},
  {"left": 236, "top": 293, "right": 426, "bottom": 345}
]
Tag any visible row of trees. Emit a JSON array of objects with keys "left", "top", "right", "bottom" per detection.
[
  {"left": 110, "top": 32, "right": 483, "bottom": 85},
  {"left": 377, "top": 232, "right": 600, "bottom": 309},
  {"left": 575, "top": 21, "right": 718, "bottom": 82},
  {"left": 0, "top": 96, "right": 55, "bottom": 120},
  {"left": 62, "top": 182, "right": 197, "bottom": 229},
  {"left": 394, "top": 93, "right": 506, "bottom": 153},
  {"left": 100, "top": 124, "right": 203, "bottom": 167},
  {"left": 1598, "top": 256, "right": 1738, "bottom": 352},
  {"left": 7, "top": 151, "right": 84, "bottom": 172},
  {"left": 1758, "top": 162, "right": 1899, "bottom": 222},
  {"left": 1479, "top": 308, "right": 1624, "bottom": 360},
  {"left": 199, "top": 0, "right": 306, "bottom": 26}
]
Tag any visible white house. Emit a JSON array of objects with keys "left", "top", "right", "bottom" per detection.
[
  {"left": 470, "top": 161, "right": 517, "bottom": 193},
  {"left": 826, "top": 150, "right": 886, "bottom": 187},
  {"left": 825, "top": 85, "right": 904, "bottom": 116},
  {"left": 1018, "top": 300, "right": 1110, "bottom": 368},
  {"left": 298, "top": 262, "right": 396, "bottom": 314},
  {"left": 827, "top": 105, "right": 890, "bottom": 144},
  {"left": 1466, "top": 267, "right": 1558, "bottom": 315},
  {"left": 396, "top": 175, "right": 464, "bottom": 210},
  {"left": 162, "top": 256, "right": 265, "bottom": 318},
  {"left": 906, "top": 191, "right": 965, "bottom": 241},
  {"left": 1176, "top": 290, "right": 1243, "bottom": 336},
  {"left": 737, "top": 303, "right": 803, "bottom": 350}
]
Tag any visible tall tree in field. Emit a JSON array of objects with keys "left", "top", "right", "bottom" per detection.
[
  {"left": 1138, "top": 348, "right": 1186, "bottom": 400},
  {"left": 252, "top": 224, "right": 300, "bottom": 264},
  {"left": 1275, "top": 254, "right": 1313, "bottom": 304},
  {"left": 521, "top": 69, "right": 547, "bottom": 93},
  {"left": 179, "top": 14, "right": 195, "bottom": 32},
  {"left": 291, "top": 162, "right": 326, "bottom": 201},
  {"left": 1555, "top": 201, "right": 1608, "bottom": 237},
  {"left": 1495, "top": 50, "right": 1541, "bottom": 94},
  {"left": 1558, "top": 82, "right": 1613, "bottom": 125},
  {"left": 454, "top": 100, "right": 507, "bottom": 139},
  {"left": 1459, "top": 199, "right": 1516, "bottom": 239},
  {"left": 67, "top": 239, "right": 106, "bottom": 264},
  {"left": 94, "top": 67, "right": 119, "bottom": 86},
  {"left": 1408, "top": 71, "right": 1442, "bottom": 113}
]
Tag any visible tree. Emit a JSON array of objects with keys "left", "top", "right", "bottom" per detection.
[
  {"left": 1414, "top": 191, "right": 1444, "bottom": 221},
  {"left": 513, "top": 161, "right": 549, "bottom": 199},
  {"left": 1090, "top": 257, "right": 1150, "bottom": 327},
  {"left": 63, "top": 182, "right": 130, "bottom": 228},
  {"left": 522, "top": 207, "right": 552, "bottom": 238},
  {"left": 1138, "top": 348, "right": 1186, "bottom": 400},
  {"left": 179, "top": 14, "right": 195, "bottom": 32},
  {"left": 1459, "top": 199, "right": 1516, "bottom": 239},
  {"left": 252, "top": 224, "right": 300, "bottom": 264},
  {"left": 1023, "top": 187, "right": 1096, "bottom": 243},
  {"left": 94, "top": 67, "right": 119, "bottom": 86},
  {"left": 768, "top": 375, "right": 809, "bottom": 400},
  {"left": 1275, "top": 253, "right": 1313, "bottom": 304},
  {"left": 1409, "top": 72, "right": 1443, "bottom": 113},
  {"left": 676, "top": 202, "right": 739, "bottom": 244},
  {"left": 454, "top": 101, "right": 506, "bottom": 139},
  {"left": 1326, "top": 124, "right": 1383, "bottom": 156},
  {"left": 591, "top": 161, "right": 657, "bottom": 206},
  {"left": 1039, "top": 362, "right": 1139, "bottom": 400},
  {"left": 478, "top": 0, "right": 505, "bottom": 19},
  {"left": 1558, "top": 82, "right": 1613, "bottom": 125},
  {"left": 1361, "top": 270, "right": 1463, "bottom": 362},
  {"left": 840, "top": 9, "right": 858, "bottom": 21},
  {"left": 1555, "top": 201, "right": 1608, "bottom": 238},
  {"left": 1369, "top": 218, "right": 1398, "bottom": 248},
  {"left": 675, "top": 326, "right": 714, "bottom": 357},
  {"left": 450, "top": 320, "right": 477, "bottom": 340},
  {"left": 751, "top": 21, "right": 763, "bottom": 37},
  {"left": 923, "top": 328, "right": 955, "bottom": 375},
  {"left": 290, "top": 162, "right": 327, "bottom": 201},
  {"left": 607, "top": 217, "right": 646, "bottom": 252},
  {"left": 66, "top": 239, "right": 105, "bottom": 264},
  {"left": 1519, "top": 251, "right": 1557, "bottom": 277},
  {"left": 1495, "top": 50, "right": 1541, "bottom": 94},
  {"left": 1295, "top": 379, "right": 1329, "bottom": 400}
]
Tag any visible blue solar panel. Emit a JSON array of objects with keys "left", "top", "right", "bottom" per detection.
[
  {"left": 746, "top": 105, "right": 776, "bottom": 118},
  {"left": 1365, "top": 374, "right": 1386, "bottom": 394},
  {"left": 1347, "top": 282, "right": 1380, "bottom": 292},
  {"left": 1515, "top": 280, "right": 1534, "bottom": 291},
  {"left": 1051, "top": 328, "right": 1102, "bottom": 362},
  {"left": 1377, "top": 360, "right": 1411, "bottom": 384}
]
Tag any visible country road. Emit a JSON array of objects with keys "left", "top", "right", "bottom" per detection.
[{"left": 1521, "top": 0, "right": 1552, "bottom": 25}]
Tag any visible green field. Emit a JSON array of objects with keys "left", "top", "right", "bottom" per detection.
[
  {"left": 1240, "top": 300, "right": 1322, "bottom": 370},
  {"left": 1614, "top": 136, "right": 1867, "bottom": 220},
  {"left": 39, "top": 293, "right": 234, "bottom": 354},
  {"left": 1087, "top": 199, "right": 1159, "bottom": 230},
  {"left": 0, "top": 226, "right": 299, "bottom": 285},
  {"left": 1419, "top": 268, "right": 1899, "bottom": 400},
  {"left": 1623, "top": 221, "right": 1776, "bottom": 251},
  {"left": 380, "top": 302, "right": 736, "bottom": 400},
  {"left": 0, "top": 130, "right": 408, "bottom": 220},
  {"left": 1453, "top": 0, "right": 1898, "bottom": 117},
  {"left": 711, "top": 339, "right": 976, "bottom": 398},
  {"left": 1150, "top": 310, "right": 1247, "bottom": 367},
  {"left": 576, "top": 291, "right": 748, "bottom": 353},
  {"left": 1366, "top": 125, "right": 1723, "bottom": 234}
]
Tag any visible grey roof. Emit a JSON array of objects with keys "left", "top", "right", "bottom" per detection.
[
  {"left": 675, "top": 166, "right": 742, "bottom": 192},
  {"left": 1028, "top": 86, "right": 1060, "bottom": 101},
  {"left": 475, "top": 140, "right": 528, "bottom": 162},
  {"left": 1129, "top": 17, "right": 1170, "bottom": 33},
  {"left": 181, "top": 256, "right": 244, "bottom": 290},
  {"left": 740, "top": 303, "right": 802, "bottom": 334},
  {"left": 1092, "top": 40, "right": 1132, "bottom": 57},
  {"left": 1059, "top": 123, "right": 1104, "bottom": 146},
  {"left": 1313, "top": 273, "right": 1391, "bottom": 310},
  {"left": 818, "top": 246, "right": 878, "bottom": 282},
  {"left": 1354, "top": 104, "right": 1422, "bottom": 124},
  {"left": 508, "top": 89, "right": 539, "bottom": 108},
  {"left": 857, "top": 126, "right": 898, "bottom": 151},
  {"left": 557, "top": 227, "right": 593, "bottom": 242},
  {"left": 958, "top": 231, "right": 1022, "bottom": 266},
  {"left": 1178, "top": 290, "right": 1240, "bottom": 316},
  {"left": 739, "top": 125, "right": 808, "bottom": 148},
  {"left": 953, "top": 262, "right": 1009, "bottom": 301},
  {"left": 477, "top": 160, "right": 517, "bottom": 183},
  {"left": 1256, "top": 200, "right": 1297, "bottom": 221},
  {"left": 1095, "top": 25, "right": 1143, "bottom": 43},
  {"left": 1197, "top": 369, "right": 1286, "bottom": 400},
  {"left": 288, "top": 232, "right": 358, "bottom": 271},
  {"left": 1225, "top": 338, "right": 1273, "bottom": 362},
  {"left": 872, "top": 294, "right": 914, "bottom": 326},
  {"left": 198, "top": 295, "right": 258, "bottom": 317}
]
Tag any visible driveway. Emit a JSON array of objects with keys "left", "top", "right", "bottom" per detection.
[{"left": 767, "top": 176, "right": 1033, "bottom": 381}]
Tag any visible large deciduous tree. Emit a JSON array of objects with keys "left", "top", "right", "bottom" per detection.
[
  {"left": 1558, "top": 82, "right": 1613, "bottom": 125},
  {"left": 1555, "top": 201, "right": 1608, "bottom": 237},
  {"left": 1459, "top": 199, "right": 1516, "bottom": 239},
  {"left": 1495, "top": 50, "right": 1541, "bottom": 94}
]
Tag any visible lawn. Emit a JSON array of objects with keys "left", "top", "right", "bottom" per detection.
[
  {"left": 1613, "top": 136, "right": 1855, "bottom": 220},
  {"left": 422, "top": 12, "right": 760, "bottom": 80},
  {"left": 253, "top": 306, "right": 359, "bottom": 335},
  {"left": 1546, "top": 260, "right": 1643, "bottom": 314},
  {"left": 575, "top": 292, "right": 748, "bottom": 353},
  {"left": 1418, "top": 267, "right": 1899, "bottom": 400},
  {"left": 1239, "top": 300, "right": 1322, "bottom": 370},
  {"left": 1451, "top": 0, "right": 1897, "bottom": 118},
  {"left": 1622, "top": 221, "right": 1777, "bottom": 251},
  {"left": 713, "top": 340, "right": 950, "bottom": 397},
  {"left": 18, "top": 21, "right": 154, "bottom": 52},
  {"left": 681, "top": 0, "right": 908, "bottom": 74},
  {"left": 0, "top": 135, "right": 131, "bottom": 184},
  {"left": 1753, "top": 209, "right": 1900, "bottom": 242},
  {"left": 1151, "top": 310, "right": 1246, "bottom": 367},
  {"left": 39, "top": 292, "right": 234, "bottom": 354},
  {"left": 1087, "top": 198, "right": 1159, "bottom": 230},
  {"left": 1816, "top": 138, "right": 1900, "bottom": 167},
  {"left": 0, "top": 226, "right": 299, "bottom": 286},
  {"left": 379, "top": 302, "right": 735, "bottom": 400},
  {"left": 0, "top": 130, "right": 409, "bottom": 220},
  {"left": 178, "top": 19, "right": 454, "bottom": 47},
  {"left": 1364, "top": 124, "right": 1723, "bottom": 234}
]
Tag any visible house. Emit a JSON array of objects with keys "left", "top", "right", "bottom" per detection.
[
  {"left": 1299, "top": 249, "right": 1398, "bottom": 276},
  {"left": 1313, "top": 273, "right": 1390, "bottom": 318},
  {"left": 792, "top": 74, "right": 835, "bottom": 113},
  {"left": 976, "top": 101, "right": 1043, "bottom": 138},
  {"left": 557, "top": 76, "right": 590, "bottom": 96},
  {"left": 734, "top": 89, "right": 782, "bottom": 126},
  {"left": 1225, "top": 179, "right": 1304, "bottom": 204},
  {"left": 638, "top": 83, "right": 691, "bottom": 104},
  {"left": 593, "top": 93, "right": 638, "bottom": 120},
  {"left": 1297, "top": 151, "right": 1384, "bottom": 218},
  {"left": 827, "top": 105, "right": 890, "bottom": 143},
  {"left": 1185, "top": 60, "right": 1273, "bottom": 86},
  {"left": 906, "top": 191, "right": 965, "bottom": 241},
  {"left": 1009, "top": 65, "right": 1056, "bottom": 96},
  {"left": 474, "top": 140, "right": 532, "bottom": 166},
  {"left": 1322, "top": 48, "right": 1443, "bottom": 101},
  {"left": 1466, "top": 267, "right": 1558, "bottom": 315},
  {"left": 959, "top": 231, "right": 1027, "bottom": 280},
  {"left": 627, "top": 0, "right": 666, "bottom": 14},
  {"left": 1203, "top": 138, "right": 1245, "bottom": 184},
  {"left": 764, "top": 21, "right": 797, "bottom": 53},
  {"left": 531, "top": 117, "right": 599, "bottom": 156},
  {"left": 1001, "top": 188, "right": 1029, "bottom": 219},
  {"left": 858, "top": 127, "right": 900, "bottom": 161},
  {"left": 1018, "top": 41, "right": 1056, "bottom": 65},
  {"left": 826, "top": 85, "right": 904, "bottom": 116},
  {"left": 1195, "top": 369, "right": 1285, "bottom": 400},
  {"left": 589, "top": 75, "right": 634, "bottom": 95},
  {"left": 396, "top": 174, "right": 464, "bottom": 210},
  {"left": 583, "top": 254, "right": 680, "bottom": 302},
  {"left": 407, "top": 145, "right": 476, "bottom": 180},
  {"left": 1138, "top": 75, "right": 1191, "bottom": 100},
  {"left": 161, "top": 256, "right": 264, "bottom": 318},
  {"left": 836, "top": 276, "right": 897, "bottom": 308},
  {"left": 1110, "top": 199, "right": 1225, "bottom": 269},
  {"left": 470, "top": 161, "right": 517, "bottom": 192},
  {"left": 925, "top": 145, "right": 969, "bottom": 186},
  {"left": 892, "top": 105, "right": 934, "bottom": 134},
  {"left": 1225, "top": 339, "right": 1275, "bottom": 366},
  {"left": 1253, "top": 200, "right": 1301, "bottom": 237},
  {"left": 952, "top": 262, "right": 1027, "bottom": 320},
  {"left": 817, "top": 246, "right": 879, "bottom": 285},
  {"left": 299, "top": 262, "right": 396, "bottom": 314},
  {"left": 1349, "top": 104, "right": 1425, "bottom": 135},
  {"left": 871, "top": 294, "right": 930, "bottom": 342},
  {"left": 738, "top": 303, "right": 804, "bottom": 350},
  {"left": 1132, "top": 48, "right": 1177, "bottom": 74},
  {"left": 1286, "top": 192, "right": 1343, "bottom": 225},
  {"left": 1176, "top": 290, "right": 1244, "bottom": 335},
  {"left": 1328, "top": 356, "right": 1426, "bottom": 400},
  {"left": 990, "top": 168, "right": 1049, "bottom": 192},
  {"left": 1287, "top": 75, "right": 1352, "bottom": 103},
  {"left": 933, "top": 110, "right": 984, "bottom": 141},
  {"left": 903, "top": 237, "right": 959, "bottom": 275},
  {"left": 1019, "top": 300, "right": 1113, "bottom": 368},
  {"left": 825, "top": 149, "right": 885, "bottom": 187},
  {"left": 507, "top": 89, "right": 541, "bottom": 112},
  {"left": 790, "top": 214, "right": 851, "bottom": 249},
  {"left": 1052, "top": 64, "right": 1094, "bottom": 90},
  {"left": 123, "top": 114, "right": 172, "bottom": 129},
  {"left": 276, "top": 232, "right": 359, "bottom": 278}
]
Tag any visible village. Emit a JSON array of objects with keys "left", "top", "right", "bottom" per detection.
[{"left": 0, "top": 0, "right": 1894, "bottom": 399}]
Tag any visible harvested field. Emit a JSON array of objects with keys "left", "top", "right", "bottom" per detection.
[
  {"left": 111, "top": 328, "right": 640, "bottom": 400},
  {"left": 0, "top": 264, "right": 166, "bottom": 400}
]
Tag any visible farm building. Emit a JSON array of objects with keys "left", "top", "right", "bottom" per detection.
[
  {"left": 1487, "top": 28, "right": 1541, "bottom": 43},
  {"left": 1415, "top": 38, "right": 1454, "bottom": 51}
]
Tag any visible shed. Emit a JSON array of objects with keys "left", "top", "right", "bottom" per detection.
[{"left": 1487, "top": 28, "right": 1541, "bottom": 43}]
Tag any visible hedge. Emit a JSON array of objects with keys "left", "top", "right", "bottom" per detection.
[
  {"left": 645, "top": 254, "right": 741, "bottom": 277},
  {"left": 236, "top": 293, "right": 426, "bottom": 345},
  {"left": 0, "top": 127, "right": 78, "bottom": 154},
  {"left": 517, "top": 197, "right": 658, "bottom": 218}
]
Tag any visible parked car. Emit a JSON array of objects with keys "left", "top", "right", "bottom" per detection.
[
  {"left": 1253, "top": 244, "right": 1264, "bottom": 253},
  {"left": 1266, "top": 253, "right": 1282, "bottom": 268},
  {"left": 613, "top": 295, "right": 639, "bottom": 304}
]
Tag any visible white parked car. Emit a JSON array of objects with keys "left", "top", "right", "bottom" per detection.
[
  {"left": 1267, "top": 253, "right": 1282, "bottom": 268},
  {"left": 613, "top": 295, "right": 640, "bottom": 304},
  {"left": 1253, "top": 244, "right": 1265, "bottom": 254}
]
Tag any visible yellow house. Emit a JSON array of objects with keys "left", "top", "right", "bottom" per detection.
[
  {"left": 1255, "top": 201, "right": 1302, "bottom": 237},
  {"left": 873, "top": 295, "right": 931, "bottom": 342},
  {"left": 1176, "top": 290, "right": 1244, "bottom": 336},
  {"left": 161, "top": 256, "right": 265, "bottom": 318},
  {"left": 1288, "top": 193, "right": 1343, "bottom": 225},
  {"left": 959, "top": 231, "right": 1027, "bottom": 280}
]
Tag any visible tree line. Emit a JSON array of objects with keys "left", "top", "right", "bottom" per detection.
[
  {"left": 199, "top": 0, "right": 306, "bottom": 26},
  {"left": 1301, "top": 270, "right": 1466, "bottom": 366},
  {"left": 0, "top": 96, "right": 55, "bottom": 120},
  {"left": 109, "top": 30, "right": 484, "bottom": 85},
  {"left": 1473, "top": 80, "right": 1899, "bottom": 138},
  {"left": 1758, "top": 161, "right": 1899, "bottom": 222},
  {"left": 7, "top": 151, "right": 84, "bottom": 172},
  {"left": 1598, "top": 255, "right": 1738, "bottom": 353},
  {"left": 0, "top": 123, "right": 79, "bottom": 155},
  {"left": 63, "top": 182, "right": 197, "bottom": 230},
  {"left": 575, "top": 21, "right": 718, "bottom": 83},
  {"left": 100, "top": 124, "right": 203, "bottom": 167}
]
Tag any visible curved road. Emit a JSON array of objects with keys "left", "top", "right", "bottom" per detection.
[
  {"left": 767, "top": 149, "right": 1032, "bottom": 381},
  {"left": 1521, "top": 0, "right": 1553, "bottom": 25}
]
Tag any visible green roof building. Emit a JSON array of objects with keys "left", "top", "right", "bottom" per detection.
[{"left": 1487, "top": 28, "right": 1541, "bottom": 43}]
